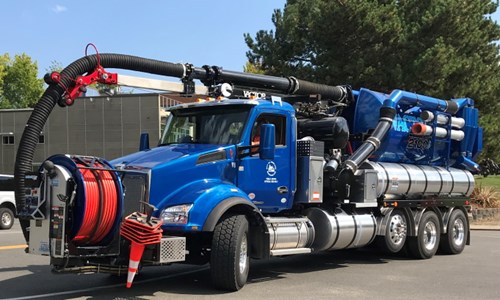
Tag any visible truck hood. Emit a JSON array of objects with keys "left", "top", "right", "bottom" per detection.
[{"left": 110, "top": 144, "right": 229, "bottom": 169}]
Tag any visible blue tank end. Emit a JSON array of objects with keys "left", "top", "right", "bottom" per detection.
[{"left": 350, "top": 88, "right": 482, "bottom": 171}]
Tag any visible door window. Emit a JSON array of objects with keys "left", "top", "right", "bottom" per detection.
[{"left": 251, "top": 114, "right": 286, "bottom": 147}]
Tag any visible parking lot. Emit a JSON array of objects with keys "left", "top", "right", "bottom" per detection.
[{"left": 1, "top": 222, "right": 499, "bottom": 300}]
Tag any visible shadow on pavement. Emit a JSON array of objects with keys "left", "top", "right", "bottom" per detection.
[{"left": 0, "top": 247, "right": 409, "bottom": 299}]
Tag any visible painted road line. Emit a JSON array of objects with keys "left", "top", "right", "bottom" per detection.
[
  {"left": 6, "top": 266, "right": 209, "bottom": 300},
  {"left": 0, "top": 244, "right": 27, "bottom": 250},
  {"left": 0, "top": 230, "right": 24, "bottom": 234}
]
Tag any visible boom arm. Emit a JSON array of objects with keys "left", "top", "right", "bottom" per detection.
[{"left": 13, "top": 52, "right": 350, "bottom": 242}]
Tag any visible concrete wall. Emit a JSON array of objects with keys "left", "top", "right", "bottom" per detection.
[{"left": 0, "top": 93, "right": 162, "bottom": 174}]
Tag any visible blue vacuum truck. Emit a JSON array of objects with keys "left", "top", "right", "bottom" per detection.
[{"left": 15, "top": 52, "right": 482, "bottom": 290}]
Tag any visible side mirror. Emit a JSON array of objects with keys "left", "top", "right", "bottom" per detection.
[
  {"left": 139, "top": 132, "right": 150, "bottom": 151},
  {"left": 259, "top": 124, "right": 275, "bottom": 160}
]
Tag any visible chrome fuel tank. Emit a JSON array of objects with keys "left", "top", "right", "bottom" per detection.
[
  {"left": 360, "top": 161, "right": 474, "bottom": 198},
  {"left": 305, "top": 208, "right": 376, "bottom": 251},
  {"left": 266, "top": 217, "right": 315, "bottom": 250}
]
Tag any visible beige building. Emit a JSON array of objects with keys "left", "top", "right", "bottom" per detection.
[{"left": 0, "top": 93, "right": 193, "bottom": 174}]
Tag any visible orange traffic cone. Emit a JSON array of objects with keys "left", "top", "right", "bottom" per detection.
[{"left": 126, "top": 241, "right": 145, "bottom": 288}]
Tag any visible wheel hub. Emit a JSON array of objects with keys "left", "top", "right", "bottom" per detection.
[
  {"left": 452, "top": 218, "right": 465, "bottom": 247},
  {"left": 389, "top": 214, "right": 407, "bottom": 245},
  {"left": 239, "top": 234, "right": 248, "bottom": 274},
  {"left": 1, "top": 212, "right": 12, "bottom": 226},
  {"left": 423, "top": 221, "right": 437, "bottom": 251}
]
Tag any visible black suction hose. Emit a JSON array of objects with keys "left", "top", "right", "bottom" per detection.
[
  {"left": 195, "top": 68, "right": 348, "bottom": 101},
  {"left": 15, "top": 86, "right": 62, "bottom": 242},
  {"left": 14, "top": 54, "right": 185, "bottom": 242},
  {"left": 340, "top": 106, "right": 397, "bottom": 178},
  {"left": 294, "top": 79, "right": 347, "bottom": 101},
  {"left": 14, "top": 53, "right": 350, "bottom": 243}
]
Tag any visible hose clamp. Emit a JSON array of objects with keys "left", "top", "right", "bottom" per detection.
[
  {"left": 338, "top": 86, "right": 348, "bottom": 102},
  {"left": 181, "top": 64, "right": 187, "bottom": 78},
  {"left": 288, "top": 76, "right": 300, "bottom": 94},
  {"left": 344, "top": 160, "right": 358, "bottom": 172},
  {"left": 379, "top": 117, "right": 394, "bottom": 123},
  {"left": 366, "top": 136, "right": 381, "bottom": 149},
  {"left": 181, "top": 64, "right": 195, "bottom": 95}
]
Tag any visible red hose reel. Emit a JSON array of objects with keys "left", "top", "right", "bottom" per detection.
[{"left": 68, "top": 157, "right": 122, "bottom": 245}]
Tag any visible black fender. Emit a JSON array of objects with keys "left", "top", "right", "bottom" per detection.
[
  {"left": 410, "top": 207, "right": 444, "bottom": 237},
  {"left": 203, "top": 197, "right": 270, "bottom": 259},
  {"left": 401, "top": 207, "right": 416, "bottom": 237}
]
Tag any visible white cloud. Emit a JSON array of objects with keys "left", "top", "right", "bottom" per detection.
[{"left": 53, "top": 5, "right": 67, "bottom": 13}]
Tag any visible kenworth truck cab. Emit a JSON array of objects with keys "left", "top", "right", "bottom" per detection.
[{"left": 16, "top": 53, "right": 482, "bottom": 291}]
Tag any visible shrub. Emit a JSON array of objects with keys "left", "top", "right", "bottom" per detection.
[{"left": 470, "top": 184, "right": 500, "bottom": 208}]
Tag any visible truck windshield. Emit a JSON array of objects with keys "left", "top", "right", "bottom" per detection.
[{"left": 160, "top": 105, "right": 251, "bottom": 145}]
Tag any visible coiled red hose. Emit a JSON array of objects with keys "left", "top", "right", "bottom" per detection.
[
  {"left": 72, "top": 162, "right": 119, "bottom": 245},
  {"left": 93, "top": 162, "right": 118, "bottom": 242}
]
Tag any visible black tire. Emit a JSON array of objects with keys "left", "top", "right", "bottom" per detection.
[
  {"left": 408, "top": 211, "right": 441, "bottom": 259},
  {"left": 440, "top": 209, "right": 468, "bottom": 255},
  {"left": 0, "top": 207, "right": 14, "bottom": 230},
  {"left": 211, "top": 214, "right": 249, "bottom": 291},
  {"left": 378, "top": 209, "right": 407, "bottom": 254}
]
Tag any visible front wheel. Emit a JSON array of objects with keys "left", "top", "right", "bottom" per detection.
[
  {"left": 440, "top": 209, "right": 468, "bottom": 254},
  {"left": 0, "top": 207, "right": 14, "bottom": 230},
  {"left": 408, "top": 211, "right": 441, "bottom": 259},
  {"left": 210, "top": 214, "right": 249, "bottom": 291}
]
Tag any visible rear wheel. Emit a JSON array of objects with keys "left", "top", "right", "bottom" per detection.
[
  {"left": 408, "top": 211, "right": 441, "bottom": 259},
  {"left": 210, "top": 214, "right": 249, "bottom": 291},
  {"left": 0, "top": 207, "right": 14, "bottom": 230},
  {"left": 378, "top": 209, "right": 407, "bottom": 254},
  {"left": 440, "top": 209, "right": 468, "bottom": 254}
]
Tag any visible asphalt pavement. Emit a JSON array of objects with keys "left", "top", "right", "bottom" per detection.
[{"left": 1, "top": 221, "right": 500, "bottom": 299}]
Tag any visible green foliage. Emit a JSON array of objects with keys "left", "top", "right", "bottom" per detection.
[
  {"left": 46, "top": 60, "right": 64, "bottom": 73},
  {"left": 475, "top": 175, "right": 500, "bottom": 192},
  {"left": 0, "top": 54, "right": 10, "bottom": 101},
  {"left": 246, "top": 0, "right": 500, "bottom": 160},
  {"left": 0, "top": 53, "right": 44, "bottom": 108},
  {"left": 243, "top": 61, "right": 265, "bottom": 74}
]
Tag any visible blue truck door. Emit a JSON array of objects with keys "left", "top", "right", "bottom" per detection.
[{"left": 237, "top": 113, "right": 293, "bottom": 212}]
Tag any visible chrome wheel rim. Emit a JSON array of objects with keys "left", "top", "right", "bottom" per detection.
[
  {"left": 452, "top": 218, "right": 465, "bottom": 247},
  {"left": 1, "top": 212, "right": 12, "bottom": 227},
  {"left": 389, "top": 214, "right": 407, "bottom": 246},
  {"left": 423, "top": 221, "right": 438, "bottom": 251},
  {"left": 239, "top": 234, "right": 248, "bottom": 274}
]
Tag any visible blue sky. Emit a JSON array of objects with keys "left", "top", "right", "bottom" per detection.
[
  {"left": 0, "top": 0, "right": 499, "bottom": 82},
  {"left": 0, "top": 0, "right": 286, "bottom": 79}
]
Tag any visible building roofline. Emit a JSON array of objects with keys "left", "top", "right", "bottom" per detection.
[
  {"left": 0, "top": 92, "right": 200, "bottom": 112},
  {"left": 0, "top": 108, "right": 34, "bottom": 112}
]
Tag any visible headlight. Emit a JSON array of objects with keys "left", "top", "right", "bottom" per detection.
[{"left": 160, "top": 204, "right": 193, "bottom": 224}]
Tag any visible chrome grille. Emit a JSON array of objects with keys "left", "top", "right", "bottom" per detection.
[{"left": 159, "top": 236, "right": 186, "bottom": 263}]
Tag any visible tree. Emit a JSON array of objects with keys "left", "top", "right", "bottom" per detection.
[
  {"left": 46, "top": 60, "right": 64, "bottom": 74},
  {"left": 0, "top": 53, "right": 44, "bottom": 108},
  {"left": 0, "top": 54, "right": 10, "bottom": 101},
  {"left": 245, "top": 0, "right": 500, "bottom": 160},
  {"left": 243, "top": 61, "right": 265, "bottom": 74}
]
